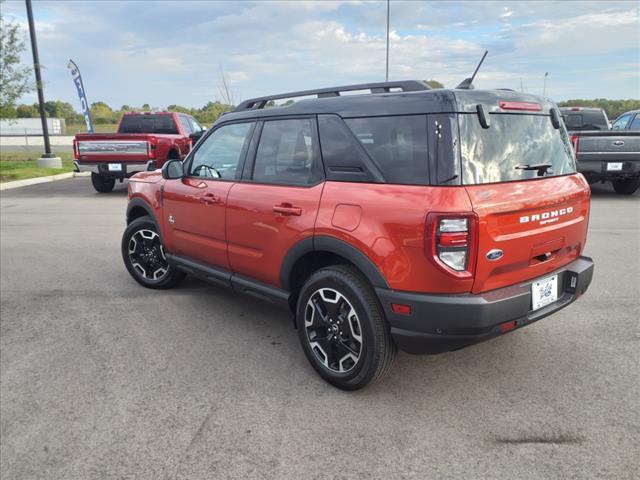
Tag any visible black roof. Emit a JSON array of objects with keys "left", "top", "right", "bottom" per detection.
[{"left": 216, "top": 81, "right": 555, "bottom": 126}]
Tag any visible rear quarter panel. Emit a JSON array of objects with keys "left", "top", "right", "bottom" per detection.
[{"left": 316, "top": 182, "right": 474, "bottom": 294}]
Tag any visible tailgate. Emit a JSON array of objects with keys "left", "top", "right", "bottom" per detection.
[
  {"left": 465, "top": 174, "right": 590, "bottom": 294},
  {"left": 76, "top": 135, "right": 149, "bottom": 162}
]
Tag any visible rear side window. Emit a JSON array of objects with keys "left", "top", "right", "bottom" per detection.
[
  {"left": 345, "top": 115, "right": 428, "bottom": 185},
  {"left": 459, "top": 113, "right": 577, "bottom": 185},
  {"left": 118, "top": 115, "right": 179, "bottom": 134},
  {"left": 252, "top": 118, "right": 322, "bottom": 186},
  {"left": 628, "top": 114, "right": 640, "bottom": 131}
]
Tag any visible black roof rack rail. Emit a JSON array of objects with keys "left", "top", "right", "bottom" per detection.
[{"left": 234, "top": 80, "right": 430, "bottom": 111}]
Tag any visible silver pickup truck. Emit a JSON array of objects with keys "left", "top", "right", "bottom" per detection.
[{"left": 569, "top": 109, "right": 640, "bottom": 195}]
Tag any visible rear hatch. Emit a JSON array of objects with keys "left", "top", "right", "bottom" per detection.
[{"left": 455, "top": 94, "right": 591, "bottom": 294}]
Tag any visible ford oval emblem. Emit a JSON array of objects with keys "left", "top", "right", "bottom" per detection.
[{"left": 486, "top": 249, "right": 503, "bottom": 261}]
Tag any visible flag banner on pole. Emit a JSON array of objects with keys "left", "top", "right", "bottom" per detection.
[{"left": 67, "top": 59, "right": 94, "bottom": 133}]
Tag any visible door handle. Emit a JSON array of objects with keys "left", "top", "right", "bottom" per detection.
[
  {"left": 273, "top": 203, "right": 302, "bottom": 216},
  {"left": 200, "top": 193, "right": 221, "bottom": 205}
]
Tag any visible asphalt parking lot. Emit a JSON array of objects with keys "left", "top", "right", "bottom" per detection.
[{"left": 1, "top": 179, "right": 638, "bottom": 480}]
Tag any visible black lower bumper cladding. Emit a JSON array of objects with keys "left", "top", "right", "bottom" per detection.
[{"left": 377, "top": 256, "right": 594, "bottom": 354}]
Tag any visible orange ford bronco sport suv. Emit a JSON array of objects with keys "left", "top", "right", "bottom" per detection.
[{"left": 121, "top": 81, "right": 594, "bottom": 390}]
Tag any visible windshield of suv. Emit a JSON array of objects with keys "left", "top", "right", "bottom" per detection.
[
  {"left": 118, "top": 115, "right": 179, "bottom": 134},
  {"left": 459, "top": 113, "right": 577, "bottom": 185}
]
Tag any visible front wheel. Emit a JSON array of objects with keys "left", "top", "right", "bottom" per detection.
[
  {"left": 91, "top": 173, "right": 115, "bottom": 193},
  {"left": 296, "top": 265, "right": 396, "bottom": 390},
  {"left": 121, "top": 216, "right": 185, "bottom": 289},
  {"left": 612, "top": 178, "right": 640, "bottom": 195}
]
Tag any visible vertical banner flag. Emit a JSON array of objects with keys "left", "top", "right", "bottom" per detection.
[{"left": 67, "top": 59, "right": 94, "bottom": 133}]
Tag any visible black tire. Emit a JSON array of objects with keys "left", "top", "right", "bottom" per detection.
[
  {"left": 612, "top": 178, "right": 640, "bottom": 195},
  {"left": 296, "top": 265, "right": 396, "bottom": 390},
  {"left": 121, "top": 216, "right": 185, "bottom": 289},
  {"left": 91, "top": 173, "right": 115, "bottom": 193}
]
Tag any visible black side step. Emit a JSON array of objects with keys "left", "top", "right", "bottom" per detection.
[{"left": 166, "top": 254, "right": 291, "bottom": 310}]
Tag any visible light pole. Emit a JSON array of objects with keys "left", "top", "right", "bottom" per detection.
[
  {"left": 543, "top": 72, "right": 549, "bottom": 98},
  {"left": 385, "top": 0, "right": 390, "bottom": 82},
  {"left": 25, "top": 0, "right": 61, "bottom": 167}
]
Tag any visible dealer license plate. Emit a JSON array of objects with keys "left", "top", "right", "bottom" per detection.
[
  {"left": 607, "top": 162, "right": 623, "bottom": 171},
  {"left": 531, "top": 275, "right": 558, "bottom": 311},
  {"left": 108, "top": 163, "right": 122, "bottom": 172}
]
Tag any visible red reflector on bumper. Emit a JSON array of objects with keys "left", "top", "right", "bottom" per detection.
[
  {"left": 500, "top": 320, "right": 518, "bottom": 332},
  {"left": 391, "top": 303, "right": 412, "bottom": 315}
]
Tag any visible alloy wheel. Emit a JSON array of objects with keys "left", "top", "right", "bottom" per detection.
[
  {"left": 128, "top": 229, "right": 169, "bottom": 281},
  {"left": 304, "top": 288, "right": 363, "bottom": 373}
]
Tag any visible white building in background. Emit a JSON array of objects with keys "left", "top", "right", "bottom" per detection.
[{"left": 0, "top": 118, "right": 66, "bottom": 136}]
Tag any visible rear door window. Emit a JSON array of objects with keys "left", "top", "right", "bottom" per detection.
[
  {"left": 344, "top": 115, "right": 428, "bottom": 185},
  {"left": 628, "top": 114, "right": 640, "bottom": 131},
  {"left": 178, "top": 116, "right": 192, "bottom": 134},
  {"left": 459, "top": 113, "right": 577, "bottom": 185}
]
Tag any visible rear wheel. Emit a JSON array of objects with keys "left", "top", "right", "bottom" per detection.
[
  {"left": 121, "top": 216, "right": 185, "bottom": 289},
  {"left": 296, "top": 265, "right": 396, "bottom": 390},
  {"left": 612, "top": 178, "right": 640, "bottom": 195},
  {"left": 91, "top": 173, "right": 115, "bottom": 193}
]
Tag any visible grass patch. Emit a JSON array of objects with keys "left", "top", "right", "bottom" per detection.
[
  {"left": 65, "top": 124, "right": 118, "bottom": 135},
  {"left": 0, "top": 151, "right": 75, "bottom": 183}
]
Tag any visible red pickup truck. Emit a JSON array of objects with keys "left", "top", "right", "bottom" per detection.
[{"left": 73, "top": 112, "right": 205, "bottom": 193}]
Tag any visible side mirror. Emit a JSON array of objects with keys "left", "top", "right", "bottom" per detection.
[
  {"left": 162, "top": 159, "right": 184, "bottom": 180},
  {"left": 189, "top": 131, "right": 205, "bottom": 147}
]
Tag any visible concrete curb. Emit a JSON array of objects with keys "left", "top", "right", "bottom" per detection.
[{"left": 0, "top": 172, "right": 90, "bottom": 191}]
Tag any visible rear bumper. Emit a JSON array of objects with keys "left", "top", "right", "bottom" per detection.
[
  {"left": 376, "top": 256, "right": 594, "bottom": 354},
  {"left": 578, "top": 156, "right": 640, "bottom": 180},
  {"left": 74, "top": 160, "right": 156, "bottom": 176}
]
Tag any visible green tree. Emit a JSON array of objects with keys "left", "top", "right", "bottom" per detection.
[
  {"left": 167, "top": 104, "right": 191, "bottom": 114},
  {"left": 0, "top": 7, "right": 33, "bottom": 118},
  {"left": 425, "top": 80, "right": 444, "bottom": 89},
  {"left": 16, "top": 103, "right": 39, "bottom": 117},
  {"left": 141, "top": 103, "right": 151, "bottom": 111},
  {"left": 557, "top": 99, "right": 640, "bottom": 120},
  {"left": 44, "top": 100, "right": 81, "bottom": 123},
  {"left": 90, "top": 101, "right": 116, "bottom": 124}
]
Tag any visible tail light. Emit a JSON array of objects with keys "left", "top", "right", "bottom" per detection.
[
  {"left": 147, "top": 136, "right": 157, "bottom": 160},
  {"left": 570, "top": 134, "right": 580, "bottom": 154},
  {"left": 426, "top": 213, "right": 478, "bottom": 279},
  {"left": 73, "top": 138, "right": 79, "bottom": 160}
]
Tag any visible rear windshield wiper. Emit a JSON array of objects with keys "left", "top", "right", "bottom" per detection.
[{"left": 515, "top": 163, "right": 553, "bottom": 176}]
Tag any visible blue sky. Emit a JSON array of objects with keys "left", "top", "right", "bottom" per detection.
[{"left": 3, "top": 0, "right": 639, "bottom": 110}]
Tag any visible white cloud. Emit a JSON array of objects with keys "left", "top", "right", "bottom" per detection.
[{"left": 2, "top": 0, "right": 638, "bottom": 108}]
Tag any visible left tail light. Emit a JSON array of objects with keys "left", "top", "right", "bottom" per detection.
[
  {"left": 73, "top": 139, "right": 79, "bottom": 159},
  {"left": 147, "top": 136, "right": 157, "bottom": 159},
  {"left": 425, "top": 213, "right": 478, "bottom": 279}
]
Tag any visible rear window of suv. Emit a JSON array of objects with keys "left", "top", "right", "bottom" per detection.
[
  {"left": 459, "top": 113, "right": 577, "bottom": 185},
  {"left": 118, "top": 115, "right": 179, "bottom": 134},
  {"left": 345, "top": 115, "right": 429, "bottom": 185}
]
